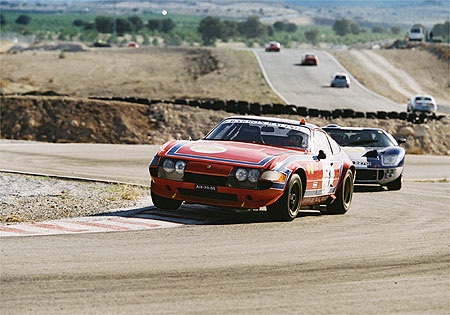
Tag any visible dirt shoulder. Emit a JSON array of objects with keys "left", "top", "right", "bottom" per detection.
[
  {"left": 0, "top": 47, "right": 281, "bottom": 103},
  {"left": 331, "top": 47, "right": 449, "bottom": 107}
]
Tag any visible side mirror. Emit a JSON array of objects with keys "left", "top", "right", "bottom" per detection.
[
  {"left": 397, "top": 138, "right": 406, "bottom": 144},
  {"left": 317, "top": 150, "right": 327, "bottom": 160}
]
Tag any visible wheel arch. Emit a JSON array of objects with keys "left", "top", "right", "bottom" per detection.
[{"left": 293, "top": 168, "right": 307, "bottom": 197}]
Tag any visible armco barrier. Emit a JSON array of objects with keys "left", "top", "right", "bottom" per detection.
[
  {"left": 225, "top": 99, "right": 238, "bottom": 113},
  {"left": 250, "top": 103, "right": 261, "bottom": 115}
]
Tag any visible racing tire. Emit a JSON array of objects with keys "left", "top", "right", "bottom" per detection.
[
  {"left": 151, "top": 190, "right": 182, "bottom": 210},
  {"left": 326, "top": 171, "right": 354, "bottom": 215},
  {"left": 267, "top": 174, "right": 302, "bottom": 221},
  {"left": 386, "top": 175, "right": 402, "bottom": 191}
]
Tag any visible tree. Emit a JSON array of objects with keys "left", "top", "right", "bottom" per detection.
[
  {"left": 95, "top": 16, "right": 113, "bottom": 33},
  {"left": 161, "top": 18, "right": 175, "bottom": 33},
  {"left": 221, "top": 20, "right": 239, "bottom": 41},
  {"left": 147, "top": 19, "right": 162, "bottom": 31},
  {"left": 372, "top": 26, "right": 385, "bottom": 33},
  {"left": 0, "top": 14, "right": 5, "bottom": 26},
  {"left": 127, "top": 16, "right": 143, "bottom": 32},
  {"left": 304, "top": 29, "right": 320, "bottom": 45},
  {"left": 115, "top": 18, "right": 132, "bottom": 35},
  {"left": 391, "top": 26, "right": 401, "bottom": 34},
  {"left": 198, "top": 16, "right": 224, "bottom": 46},
  {"left": 73, "top": 19, "right": 84, "bottom": 27},
  {"left": 431, "top": 21, "right": 449, "bottom": 41},
  {"left": 285, "top": 23, "right": 297, "bottom": 33},
  {"left": 239, "top": 16, "right": 265, "bottom": 38},
  {"left": 350, "top": 22, "right": 360, "bottom": 35},
  {"left": 333, "top": 18, "right": 351, "bottom": 36},
  {"left": 273, "top": 20, "right": 287, "bottom": 32},
  {"left": 16, "top": 14, "right": 31, "bottom": 25}
]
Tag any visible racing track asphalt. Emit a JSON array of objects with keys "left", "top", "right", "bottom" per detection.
[
  {"left": 1, "top": 141, "right": 449, "bottom": 313},
  {"left": 254, "top": 48, "right": 404, "bottom": 112}
]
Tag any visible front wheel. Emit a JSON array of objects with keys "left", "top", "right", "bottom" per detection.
[
  {"left": 267, "top": 174, "right": 302, "bottom": 221},
  {"left": 151, "top": 190, "right": 182, "bottom": 210},
  {"left": 326, "top": 170, "right": 354, "bottom": 214},
  {"left": 386, "top": 175, "right": 402, "bottom": 191}
]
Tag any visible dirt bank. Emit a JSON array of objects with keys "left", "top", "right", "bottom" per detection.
[{"left": 1, "top": 95, "right": 448, "bottom": 155}]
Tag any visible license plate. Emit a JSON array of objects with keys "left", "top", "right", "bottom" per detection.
[{"left": 195, "top": 184, "right": 217, "bottom": 192}]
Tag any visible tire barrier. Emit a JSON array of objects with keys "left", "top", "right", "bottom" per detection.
[
  {"left": 38, "top": 94, "right": 448, "bottom": 124},
  {"left": 262, "top": 104, "right": 273, "bottom": 114},
  {"left": 237, "top": 100, "right": 250, "bottom": 114},
  {"left": 225, "top": 99, "right": 238, "bottom": 113},
  {"left": 250, "top": 102, "right": 261, "bottom": 115}
]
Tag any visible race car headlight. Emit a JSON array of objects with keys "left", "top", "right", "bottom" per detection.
[
  {"left": 175, "top": 160, "right": 186, "bottom": 174},
  {"left": 260, "top": 170, "right": 286, "bottom": 183},
  {"left": 235, "top": 168, "right": 248, "bottom": 182},
  {"left": 248, "top": 169, "right": 261, "bottom": 183},
  {"left": 382, "top": 153, "right": 401, "bottom": 166},
  {"left": 163, "top": 159, "right": 175, "bottom": 173}
]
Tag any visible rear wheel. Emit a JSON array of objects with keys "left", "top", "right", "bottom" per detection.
[
  {"left": 326, "top": 171, "right": 354, "bottom": 214},
  {"left": 386, "top": 175, "right": 402, "bottom": 191},
  {"left": 267, "top": 174, "right": 302, "bottom": 221},
  {"left": 151, "top": 190, "right": 182, "bottom": 210}
]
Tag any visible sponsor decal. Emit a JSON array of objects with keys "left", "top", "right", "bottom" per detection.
[
  {"left": 306, "top": 162, "right": 315, "bottom": 174},
  {"left": 191, "top": 145, "right": 227, "bottom": 154},
  {"left": 353, "top": 161, "right": 371, "bottom": 166}
]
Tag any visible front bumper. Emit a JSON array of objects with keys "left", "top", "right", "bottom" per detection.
[
  {"left": 354, "top": 166, "right": 403, "bottom": 185},
  {"left": 151, "top": 177, "right": 284, "bottom": 209}
]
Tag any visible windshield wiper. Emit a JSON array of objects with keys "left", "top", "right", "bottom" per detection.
[{"left": 347, "top": 139, "right": 379, "bottom": 146}]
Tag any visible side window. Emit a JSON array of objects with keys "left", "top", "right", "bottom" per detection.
[
  {"left": 315, "top": 131, "right": 332, "bottom": 157},
  {"left": 327, "top": 134, "right": 341, "bottom": 155}
]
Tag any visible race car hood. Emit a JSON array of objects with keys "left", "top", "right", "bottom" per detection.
[
  {"left": 159, "top": 140, "right": 302, "bottom": 168},
  {"left": 342, "top": 146, "right": 405, "bottom": 168}
]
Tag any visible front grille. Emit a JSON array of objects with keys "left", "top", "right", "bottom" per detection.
[
  {"left": 177, "top": 188, "right": 237, "bottom": 201},
  {"left": 356, "top": 169, "right": 378, "bottom": 180},
  {"left": 183, "top": 172, "right": 228, "bottom": 187}
]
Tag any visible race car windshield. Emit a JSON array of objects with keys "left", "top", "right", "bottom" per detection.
[
  {"left": 325, "top": 129, "right": 396, "bottom": 147},
  {"left": 205, "top": 119, "right": 310, "bottom": 150}
]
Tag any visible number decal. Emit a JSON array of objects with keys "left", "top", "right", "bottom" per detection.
[{"left": 321, "top": 162, "right": 334, "bottom": 194}]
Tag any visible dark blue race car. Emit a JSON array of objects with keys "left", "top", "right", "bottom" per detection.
[{"left": 323, "top": 125, "right": 405, "bottom": 190}]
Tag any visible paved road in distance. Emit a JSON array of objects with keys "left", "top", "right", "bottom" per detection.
[{"left": 255, "top": 48, "right": 404, "bottom": 112}]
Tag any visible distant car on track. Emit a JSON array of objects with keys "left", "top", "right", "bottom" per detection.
[
  {"left": 265, "top": 41, "right": 281, "bottom": 52},
  {"left": 331, "top": 73, "right": 350, "bottom": 88},
  {"left": 407, "top": 94, "right": 437, "bottom": 113},
  {"left": 301, "top": 53, "right": 318, "bottom": 66},
  {"left": 149, "top": 116, "right": 355, "bottom": 221},
  {"left": 323, "top": 125, "right": 405, "bottom": 190},
  {"left": 127, "top": 42, "right": 139, "bottom": 48}
]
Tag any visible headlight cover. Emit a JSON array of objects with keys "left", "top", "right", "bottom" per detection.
[
  {"left": 248, "top": 169, "right": 261, "bottom": 183},
  {"left": 175, "top": 160, "right": 186, "bottom": 174},
  {"left": 163, "top": 159, "right": 175, "bottom": 172},
  {"left": 235, "top": 168, "right": 248, "bottom": 182},
  {"left": 158, "top": 158, "right": 186, "bottom": 181},
  {"left": 382, "top": 153, "right": 401, "bottom": 166}
]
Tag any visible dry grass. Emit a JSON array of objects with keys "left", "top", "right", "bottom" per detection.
[{"left": 0, "top": 47, "right": 282, "bottom": 103}]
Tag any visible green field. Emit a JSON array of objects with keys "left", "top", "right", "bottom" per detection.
[{"left": 1, "top": 11, "right": 403, "bottom": 47}]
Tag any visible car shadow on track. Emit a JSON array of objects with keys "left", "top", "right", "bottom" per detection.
[
  {"left": 354, "top": 185, "right": 387, "bottom": 193},
  {"left": 92, "top": 204, "right": 321, "bottom": 226}
]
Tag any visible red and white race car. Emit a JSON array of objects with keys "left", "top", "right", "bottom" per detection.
[
  {"left": 149, "top": 116, "right": 355, "bottom": 221},
  {"left": 265, "top": 41, "right": 281, "bottom": 52},
  {"left": 301, "top": 53, "right": 319, "bottom": 66}
]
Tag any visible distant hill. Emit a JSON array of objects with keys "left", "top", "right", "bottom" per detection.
[{"left": 281, "top": 0, "right": 445, "bottom": 7}]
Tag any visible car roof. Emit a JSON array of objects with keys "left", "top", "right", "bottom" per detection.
[
  {"left": 413, "top": 94, "right": 434, "bottom": 99},
  {"left": 333, "top": 72, "right": 348, "bottom": 77},
  {"left": 323, "top": 124, "right": 387, "bottom": 132},
  {"left": 224, "top": 115, "right": 319, "bottom": 130}
]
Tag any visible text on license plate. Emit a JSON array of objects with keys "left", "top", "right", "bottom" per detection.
[{"left": 195, "top": 184, "right": 217, "bottom": 192}]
